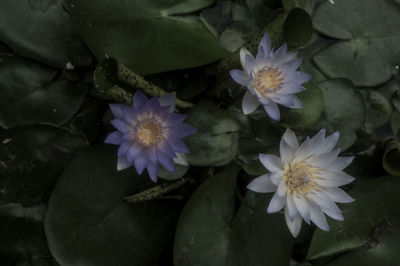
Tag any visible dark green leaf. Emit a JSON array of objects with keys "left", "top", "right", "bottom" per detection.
[
  {"left": 283, "top": 8, "right": 313, "bottom": 48},
  {"left": 67, "top": 0, "right": 228, "bottom": 75},
  {"left": 366, "top": 91, "right": 393, "bottom": 129},
  {"left": 382, "top": 140, "right": 400, "bottom": 176},
  {"left": 313, "top": 0, "right": 400, "bottom": 86},
  {"left": 45, "top": 145, "right": 180, "bottom": 266},
  {"left": 391, "top": 111, "right": 400, "bottom": 136},
  {"left": 0, "top": 57, "right": 86, "bottom": 129},
  {"left": 280, "top": 82, "right": 324, "bottom": 129},
  {"left": 174, "top": 170, "right": 294, "bottom": 266},
  {"left": 308, "top": 176, "right": 400, "bottom": 266},
  {"left": 185, "top": 101, "right": 240, "bottom": 166},
  {"left": 0, "top": 0, "right": 92, "bottom": 68}
]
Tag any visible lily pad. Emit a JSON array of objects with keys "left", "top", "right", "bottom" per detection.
[
  {"left": 0, "top": 0, "right": 92, "bottom": 69},
  {"left": 308, "top": 176, "right": 400, "bottom": 265},
  {"left": 382, "top": 140, "right": 400, "bottom": 176},
  {"left": 0, "top": 125, "right": 88, "bottom": 206},
  {"left": 45, "top": 145, "right": 181, "bottom": 266},
  {"left": 67, "top": 0, "right": 229, "bottom": 75},
  {"left": 315, "top": 79, "right": 366, "bottom": 150},
  {"left": 313, "top": 0, "right": 400, "bottom": 86},
  {"left": 0, "top": 57, "right": 86, "bottom": 129},
  {"left": 174, "top": 169, "right": 294, "bottom": 266},
  {"left": 280, "top": 82, "right": 324, "bottom": 129},
  {"left": 366, "top": 91, "right": 393, "bottom": 130},
  {"left": 185, "top": 101, "right": 241, "bottom": 166}
]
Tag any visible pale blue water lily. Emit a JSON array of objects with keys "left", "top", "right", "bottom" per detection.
[
  {"left": 247, "top": 128, "right": 355, "bottom": 237},
  {"left": 230, "top": 33, "right": 312, "bottom": 120},
  {"left": 105, "top": 91, "right": 196, "bottom": 182}
]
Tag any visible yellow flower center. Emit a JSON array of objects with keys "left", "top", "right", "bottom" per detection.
[
  {"left": 254, "top": 67, "right": 284, "bottom": 95},
  {"left": 135, "top": 118, "right": 164, "bottom": 148},
  {"left": 284, "top": 161, "right": 320, "bottom": 195}
]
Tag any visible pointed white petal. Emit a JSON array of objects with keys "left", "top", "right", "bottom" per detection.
[
  {"left": 282, "top": 128, "right": 299, "bottom": 149},
  {"left": 159, "top": 92, "right": 176, "bottom": 112},
  {"left": 284, "top": 208, "right": 302, "bottom": 237},
  {"left": 322, "top": 207, "right": 344, "bottom": 221},
  {"left": 316, "top": 171, "right": 355, "bottom": 187},
  {"left": 309, "top": 149, "right": 340, "bottom": 168},
  {"left": 293, "top": 194, "right": 311, "bottom": 224},
  {"left": 280, "top": 139, "right": 295, "bottom": 164},
  {"left": 259, "top": 154, "right": 283, "bottom": 172},
  {"left": 324, "top": 187, "right": 354, "bottom": 203},
  {"left": 309, "top": 203, "right": 329, "bottom": 231},
  {"left": 307, "top": 191, "right": 342, "bottom": 213},
  {"left": 242, "top": 91, "right": 260, "bottom": 115},
  {"left": 240, "top": 47, "right": 253, "bottom": 70},
  {"left": 117, "top": 156, "right": 131, "bottom": 171},
  {"left": 173, "top": 152, "right": 188, "bottom": 166},
  {"left": 286, "top": 193, "right": 298, "bottom": 219},
  {"left": 276, "top": 179, "right": 288, "bottom": 197},
  {"left": 309, "top": 129, "right": 326, "bottom": 151},
  {"left": 294, "top": 137, "right": 313, "bottom": 162},
  {"left": 330, "top": 156, "right": 355, "bottom": 171},
  {"left": 247, "top": 174, "right": 277, "bottom": 193},
  {"left": 264, "top": 101, "right": 280, "bottom": 121},
  {"left": 319, "top": 131, "right": 340, "bottom": 153},
  {"left": 270, "top": 172, "right": 283, "bottom": 186},
  {"left": 267, "top": 193, "right": 286, "bottom": 213}
]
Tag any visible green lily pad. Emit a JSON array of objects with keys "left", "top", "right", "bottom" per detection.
[
  {"left": 315, "top": 79, "right": 366, "bottom": 150},
  {"left": 185, "top": 101, "right": 241, "bottom": 166},
  {"left": 174, "top": 169, "right": 294, "bottom": 266},
  {"left": 308, "top": 176, "right": 400, "bottom": 265},
  {"left": 0, "top": 0, "right": 92, "bottom": 69},
  {"left": 280, "top": 82, "right": 324, "bottom": 129},
  {"left": 45, "top": 145, "right": 180, "bottom": 266},
  {"left": 391, "top": 111, "right": 400, "bottom": 136},
  {"left": 313, "top": 0, "right": 400, "bottom": 86},
  {"left": 0, "top": 203, "right": 49, "bottom": 266},
  {"left": 67, "top": 0, "right": 229, "bottom": 75},
  {"left": 366, "top": 91, "right": 393, "bottom": 130},
  {"left": 0, "top": 125, "right": 88, "bottom": 206},
  {"left": 283, "top": 8, "right": 313, "bottom": 48},
  {"left": 0, "top": 57, "right": 86, "bottom": 129}
]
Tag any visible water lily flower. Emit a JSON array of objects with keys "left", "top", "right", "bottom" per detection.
[
  {"left": 229, "top": 33, "right": 312, "bottom": 120},
  {"left": 105, "top": 91, "right": 196, "bottom": 182},
  {"left": 247, "top": 128, "right": 355, "bottom": 237}
]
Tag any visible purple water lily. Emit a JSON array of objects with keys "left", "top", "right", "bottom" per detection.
[
  {"left": 105, "top": 91, "right": 196, "bottom": 182},
  {"left": 230, "top": 32, "right": 312, "bottom": 121}
]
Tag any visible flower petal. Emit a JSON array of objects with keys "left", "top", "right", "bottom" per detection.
[
  {"left": 133, "top": 90, "right": 148, "bottom": 108},
  {"left": 240, "top": 47, "right": 253, "bottom": 70},
  {"left": 322, "top": 207, "right": 344, "bottom": 221},
  {"left": 167, "top": 137, "right": 189, "bottom": 153},
  {"left": 126, "top": 144, "right": 143, "bottom": 163},
  {"left": 159, "top": 93, "right": 176, "bottom": 112},
  {"left": 245, "top": 54, "right": 255, "bottom": 75},
  {"left": 316, "top": 171, "right": 355, "bottom": 187},
  {"left": 146, "top": 162, "right": 159, "bottom": 182},
  {"left": 309, "top": 149, "right": 340, "bottom": 168},
  {"left": 270, "top": 172, "right": 283, "bottom": 186},
  {"left": 293, "top": 194, "right": 311, "bottom": 224},
  {"left": 264, "top": 101, "right": 280, "bottom": 121},
  {"left": 165, "top": 113, "right": 187, "bottom": 126},
  {"left": 104, "top": 131, "right": 123, "bottom": 145},
  {"left": 247, "top": 174, "right": 277, "bottom": 193},
  {"left": 118, "top": 141, "right": 131, "bottom": 157},
  {"left": 284, "top": 208, "right": 302, "bottom": 237},
  {"left": 173, "top": 123, "right": 197, "bottom": 138},
  {"left": 286, "top": 193, "right": 298, "bottom": 219},
  {"left": 109, "top": 104, "right": 127, "bottom": 118},
  {"left": 329, "top": 156, "right": 355, "bottom": 171},
  {"left": 158, "top": 150, "right": 175, "bottom": 172},
  {"left": 319, "top": 131, "right": 340, "bottom": 154},
  {"left": 276, "top": 179, "right": 288, "bottom": 197},
  {"left": 259, "top": 33, "right": 271, "bottom": 56},
  {"left": 259, "top": 154, "right": 283, "bottom": 172},
  {"left": 280, "top": 139, "right": 295, "bottom": 164},
  {"left": 173, "top": 152, "right": 188, "bottom": 166},
  {"left": 230, "top": 69, "right": 250, "bottom": 86},
  {"left": 281, "top": 58, "right": 303, "bottom": 73},
  {"left": 282, "top": 128, "right": 299, "bottom": 149},
  {"left": 309, "top": 203, "right": 329, "bottom": 231},
  {"left": 117, "top": 156, "right": 131, "bottom": 171},
  {"left": 242, "top": 91, "right": 260, "bottom": 115},
  {"left": 294, "top": 71, "right": 312, "bottom": 84},
  {"left": 324, "top": 187, "right": 355, "bottom": 203},
  {"left": 309, "top": 128, "right": 326, "bottom": 151},
  {"left": 110, "top": 118, "right": 131, "bottom": 132},
  {"left": 267, "top": 193, "right": 286, "bottom": 213},
  {"left": 134, "top": 155, "right": 148, "bottom": 175}
]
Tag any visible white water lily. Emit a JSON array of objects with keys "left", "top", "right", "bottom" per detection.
[
  {"left": 229, "top": 33, "right": 311, "bottom": 121},
  {"left": 247, "top": 128, "right": 355, "bottom": 237}
]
